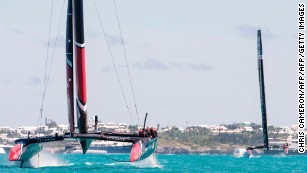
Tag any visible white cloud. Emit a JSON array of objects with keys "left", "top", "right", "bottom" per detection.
[
  {"left": 25, "top": 76, "right": 42, "bottom": 86},
  {"left": 101, "top": 58, "right": 212, "bottom": 72},
  {"left": 172, "top": 62, "right": 212, "bottom": 71},
  {"left": 0, "top": 79, "right": 13, "bottom": 85},
  {"left": 133, "top": 58, "right": 168, "bottom": 70},
  {"left": 7, "top": 27, "right": 26, "bottom": 35}
]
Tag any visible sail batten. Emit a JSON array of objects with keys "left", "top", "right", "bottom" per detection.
[{"left": 257, "top": 30, "right": 269, "bottom": 150}]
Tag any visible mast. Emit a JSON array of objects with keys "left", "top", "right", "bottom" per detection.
[
  {"left": 66, "top": 0, "right": 74, "bottom": 135},
  {"left": 257, "top": 30, "right": 269, "bottom": 151},
  {"left": 73, "top": 0, "right": 88, "bottom": 134},
  {"left": 72, "top": 0, "right": 92, "bottom": 154}
]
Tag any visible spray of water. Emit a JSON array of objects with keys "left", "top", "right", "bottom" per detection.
[
  {"left": 272, "top": 153, "right": 286, "bottom": 158},
  {"left": 233, "top": 148, "right": 247, "bottom": 158},
  {"left": 249, "top": 155, "right": 261, "bottom": 159},
  {"left": 104, "top": 154, "right": 162, "bottom": 169},
  {"left": 130, "top": 154, "right": 162, "bottom": 169},
  {"left": 27, "top": 153, "right": 71, "bottom": 168}
]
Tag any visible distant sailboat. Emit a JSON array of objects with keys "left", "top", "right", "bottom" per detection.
[
  {"left": 245, "top": 30, "right": 285, "bottom": 157},
  {"left": 0, "top": 144, "right": 13, "bottom": 154},
  {"left": 9, "top": 0, "right": 157, "bottom": 167}
]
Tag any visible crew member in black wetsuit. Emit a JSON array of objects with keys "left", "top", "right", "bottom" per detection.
[
  {"left": 145, "top": 127, "right": 150, "bottom": 137},
  {"left": 139, "top": 128, "right": 150, "bottom": 137},
  {"left": 138, "top": 129, "right": 144, "bottom": 137},
  {"left": 139, "top": 127, "right": 158, "bottom": 138},
  {"left": 149, "top": 127, "right": 158, "bottom": 138}
]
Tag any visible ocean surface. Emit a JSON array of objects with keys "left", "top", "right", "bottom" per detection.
[{"left": 1, "top": 153, "right": 307, "bottom": 173}]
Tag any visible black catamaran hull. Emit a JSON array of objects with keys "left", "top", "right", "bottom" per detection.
[
  {"left": 9, "top": 134, "right": 157, "bottom": 165},
  {"left": 234, "top": 147, "right": 305, "bottom": 158},
  {"left": 245, "top": 150, "right": 286, "bottom": 158},
  {"left": 9, "top": 136, "right": 64, "bottom": 164},
  {"left": 244, "top": 145, "right": 286, "bottom": 158}
]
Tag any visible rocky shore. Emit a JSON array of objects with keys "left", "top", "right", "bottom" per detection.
[{"left": 156, "top": 146, "right": 235, "bottom": 155}]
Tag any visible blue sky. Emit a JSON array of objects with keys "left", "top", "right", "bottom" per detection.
[{"left": 0, "top": 0, "right": 299, "bottom": 128}]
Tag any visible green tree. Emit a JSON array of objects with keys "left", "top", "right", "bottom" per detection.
[
  {"left": 46, "top": 119, "right": 58, "bottom": 128},
  {"left": 128, "top": 125, "right": 138, "bottom": 133}
]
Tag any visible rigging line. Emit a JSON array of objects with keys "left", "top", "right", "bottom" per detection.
[
  {"left": 44, "top": 0, "right": 66, "bottom": 99},
  {"left": 113, "top": 0, "right": 140, "bottom": 125},
  {"left": 94, "top": 0, "right": 134, "bottom": 125},
  {"left": 38, "top": 0, "right": 54, "bottom": 126},
  {"left": 38, "top": 0, "right": 66, "bottom": 125}
]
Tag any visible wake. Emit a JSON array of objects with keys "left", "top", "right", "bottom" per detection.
[
  {"left": 130, "top": 154, "right": 162, "bottom": 168},
  {"left": 105, "top": 154, "right": 162, "bottom": 169},
  {"left": 24, "top": 153, "right": 72, "bottom": 168}
]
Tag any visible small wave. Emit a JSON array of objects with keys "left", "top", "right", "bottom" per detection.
[
  {"left": 272, "top": 153, "right": 286, "bottom": 158},
  {"left": 103, "top": 154, "right": 162, "bottom": 169},
  {"left": 105, "top": 162, "right": 123, "bottom": 166},
  {"left": 249, "top": 155, "right": 261, "bottom": 158},
  {"left": 85, "top": 162, "right": 92, "bottom": 165}
]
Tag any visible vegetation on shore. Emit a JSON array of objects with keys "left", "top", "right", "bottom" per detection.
[
  {"left": 157, "top": 124, "right": 289, "bottom": 154},
  {"left": 0, "top": 122, "right": 291, "bottom": 154}
]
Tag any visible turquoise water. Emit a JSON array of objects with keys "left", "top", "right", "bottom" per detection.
[{"left": 1, "top": 153, "right": 307, "bottom": 172}]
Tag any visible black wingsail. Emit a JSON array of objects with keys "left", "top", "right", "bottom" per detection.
[
  {"left": 73, "top": 0, "right": 92, "bottom": 153},
  {"left": 66, "top": 0, "right": 75, "bottom": 135},
  {"left": 257, "top": 30, "right": 269, "bottom": 151}
]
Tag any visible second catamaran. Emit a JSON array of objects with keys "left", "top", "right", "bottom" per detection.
[{"left": 245, "top": 30, "right": 286, "bottom": 157}]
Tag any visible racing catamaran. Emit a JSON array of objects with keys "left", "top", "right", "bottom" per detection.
[
  {"left": 9, "top": 0, "right": 157, "bottom": 167},
  {"left": 245, "top": 30, "right": 285, "bottom": 157}
]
